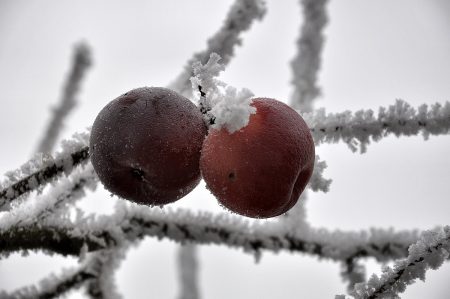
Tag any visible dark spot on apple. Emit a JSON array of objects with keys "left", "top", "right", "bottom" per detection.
[
  {"left": 131, "top": 168, "right": 146, "bottom": 181},
  {"left": 228, "top": 172, "right": 236, "bottom": 181}
]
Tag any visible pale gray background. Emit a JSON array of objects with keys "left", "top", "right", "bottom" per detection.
[{"left": 0, "top": 0, "right": 450, "bottom": 298}]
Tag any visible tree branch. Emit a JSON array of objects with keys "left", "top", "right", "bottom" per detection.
[
  {"left": 290, "top": 0, "right": 329, "bottom": 112},
  {"left": 304, "top": 100, "right": 450, "bottom": 152},
  {"left": 169, "top": 0, "right": 266, "bottom": 97},
  {"left": 0, "top": 267, "right": 96, "bottom": 299},
  {"left": 340, "top": 226, "right": 450, "bottom": 299},
  {"left": 35, "top": 42, "right": 92, "bottom": 154},
  {"left": 0, "top": 143, "right": 89, "bottom": 209},
  {"left": 1, "top": 204, "right": 423, "bottom": 263}
]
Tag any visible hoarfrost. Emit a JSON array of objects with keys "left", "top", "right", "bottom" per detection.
[{"left": 191, "top": 53, "right": 256, "bottom": 133}]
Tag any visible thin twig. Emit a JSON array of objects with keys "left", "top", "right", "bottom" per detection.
[
  {"left": 0, "top": 267, "right": 96, "bottom": 299},
  {"left": 290, "top": 0, "right": 329, "bottom": 112},
  {"left": 35, "top": 42, "right": 92, "bottom": 154},
  {"left": 169, "top": 0, "right": 266, "bottom": 97},
  {"left": 0, "top": 146, "right": 89, "bottom": 209},
  {"left": 342, "top": 226, "right": 450, "bottom": 299}
]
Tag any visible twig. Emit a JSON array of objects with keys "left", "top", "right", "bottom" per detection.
[
  {"left": 35, "top": 42, "right": 92, "bottom": 154},
  {"left": 341, "top": 226, "right": 450, "bottom": 299},
  {"left": 290, "top": 0, "right": 329, "bottom": 112},
  {"left": 169, "top": 0, "right": 266, "bottom": 97},
  {"left": 84, "top": 248, "right": 126, "bottom": 299},
  {"left": 0, "top": 146, "right": 89, "bottom": 209},
  {"left": 177, "top": 244, "right": 200, "bottom": 299},
  {"left": 303, "top": 100, "right": 450, "bottom": 153},
  {"left": 0, "top": 164, "right": 97, "bottom": 231},
  {"left": 0, "top": 204, "right": 423, "bottom": 263},
  {"left": 341, "top": 258, "right": 366, "bottom": 293},
  {"left": 0, "top": 267, "right": 96, "bottom": 299}
]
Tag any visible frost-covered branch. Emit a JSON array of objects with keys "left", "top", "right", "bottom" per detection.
[
  {"left": 290, "top": 0, "right": 329, "bottom": 112},
  {"left": 338, "top": 226, "right": 450, "bottom": 299},
  {"left": 1, "top": 203, "right": 424, "bottom": 263},
  {"left": 177, "top": 244, "right": 200, "bottom": 299},
  {"left": 190, "top": 53, "right": 256, "bottom": 132},
  {"left": 309, "top": 155, "right": 331, "bottom": 192},
  {"left": 0, "top": 164, "right": 97, "bottom": 231},
  {"left": 341, "top": 258, "right": 366, "bottom": 293},
  {"left": 170, "top": 0, "right": 266, "bottom": 97},
  {"left": 303, "top": 100, "right": 450, "bottom": 153},
  {"left": 0, "top": 266, "right": 96, "bottom": 299},
  {"left": 36, "top": 42, "right": 92, "bottom": 154},
  {"left": 0, "top": 131, "right": 90, "bottom": 209},
  {"left": 84, "top": 248, "right": 126, "bottom": 299}
]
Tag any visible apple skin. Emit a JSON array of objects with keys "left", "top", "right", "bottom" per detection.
[
  {"left": 200, "top": 98, "right": 315, "bottom": 218},
  {"left": 90, "top": 87, "right": 207, "bottom": 205}
]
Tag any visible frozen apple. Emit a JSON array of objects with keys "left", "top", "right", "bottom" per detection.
[
  {"left": 90, "top": 87, "right": 207, "bottom": 205},
  {"left": 200, "top": 98, "right": 315, "bottom": 218}
]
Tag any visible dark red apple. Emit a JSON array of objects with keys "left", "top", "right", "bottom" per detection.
[
  {"left": 90, "top": 87, "right": 207, "bottom": 205},
  {"left": 200, "top": 98, "right": 315, "bottom": 218}
]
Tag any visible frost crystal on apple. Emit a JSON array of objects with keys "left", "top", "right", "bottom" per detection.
[{"left": 190, "top": 52, "right": 256, "bottom": 133}]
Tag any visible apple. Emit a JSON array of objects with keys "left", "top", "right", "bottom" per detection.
[
  {"left": 200, "top": 98, "right": 315, "bottom": 218},
  {"left": 90, "top": 87, "right": 207, "bottom": 205}
]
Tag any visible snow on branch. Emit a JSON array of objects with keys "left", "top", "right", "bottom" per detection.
[
  {"left": 290, "top": 0, "right": 329, "bottom": 112},
  {"left": 303, "top": 100, "right": 450, "bottom": 153},
  {"left": 169, "top": 0, "right": 266, "bottom": 97},
  {"left": 190, "top": 52, "right": 255, "bottom": 132},
  {"left": 1, "top": 202, "right": 424, "bottom": 263},
  {"left": 0, "top": 130, "right": 90, "bottom": 209},
  {"left": 0, "top": 266, "right": 96, "bottom": 299},
  {"left": 0, "top": 246, "right": 126, "bottom": 299},
  {"left": 177, "top": 244, "right": 200, "bottom": 299},
  {"left": 36, "top": 42, "right": 92, "bottom": 154},
  {"left": 341, "top": 258, "right": 366, "bottom": 293},
  {"left": 0, "top": 163, "right": 97, "bottom": 232},
  {"left": 84, "top": 248, "right": 126, "bottom": 299},
  {"left": 310, "top": 155, "right": 331, "bottom": 192},
  {"left": 337, "top": 226, "right": 450, "bottom": 299}
]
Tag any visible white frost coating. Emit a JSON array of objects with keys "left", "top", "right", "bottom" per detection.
[
  {"left": 37, "top": 203, "right": 421, "bottom": 263},
  {"left": 290, "top": 0, "right": 329, "bottom": 112},
  {"left": 191, "top": 53, "right": 256, "bottom": 133},
  {"left": 0, "top": 128, "right": 91, "bottom": 207},
  {"left": 301, "top": 100, "right": 450, "bottom": 153},
  {"left": 0, "top": 163, "right": 97, "bottom": 231},
  {"left": 169, "top": 0, "right": 266, "bottom": 97},
  {"left": 36, "top": 42, "right": 92, "bottom": 154},
  {"left": 85, "top": 248, "right": 126, "bottom": 299},
  {"left": 1, "top": 267, "right": 85, "bottom": 299},
  {"left": 343, "top": 226, "right": 450, "bottom": 299},
  {"left": 1, "top": 152, "right": 54, "bottom": 194},
  {"left": 177, "top": 244, "right": 200, "bottom": 299},
  {"left": 309, "top": 155, "right": 331, "bottom": 192}
]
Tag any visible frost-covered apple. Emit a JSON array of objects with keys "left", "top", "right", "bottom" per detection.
[
  {"left": 90, "top": 87, "right": 207, "bottom": 205},
  {"left": 200, "top": 98, "right": 315, "bottom": 218}
]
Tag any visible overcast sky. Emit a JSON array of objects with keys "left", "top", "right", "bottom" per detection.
[{"left": 1, "top": 1, "right": 450, "bottom": 298}]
